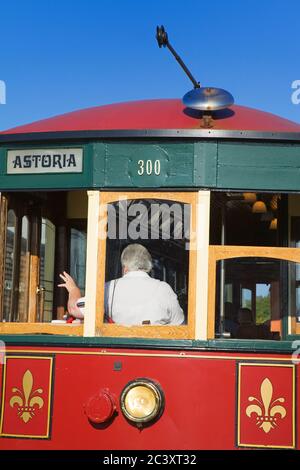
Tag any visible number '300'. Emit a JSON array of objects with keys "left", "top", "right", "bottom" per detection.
[{"left": 137, "top": 159, "right": 161, "bottom": 175}]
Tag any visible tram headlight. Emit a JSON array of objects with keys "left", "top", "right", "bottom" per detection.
[{"left": 120, "top": 379, "right": 164, "bottom": 425}]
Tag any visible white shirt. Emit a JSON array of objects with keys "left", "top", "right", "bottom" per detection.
[{"left": 106, "top": 271, "right": 184, "bottom": 326}]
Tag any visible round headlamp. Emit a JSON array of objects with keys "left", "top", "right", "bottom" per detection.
[{"left": 120, "top": 379, "right": 164, "bottom": 425}]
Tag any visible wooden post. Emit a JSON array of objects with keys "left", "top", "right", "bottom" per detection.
[
  {"left": 195, "top": 191, "right": 211, "bottom": 340},
  {"left": 84, "top": 191, "right": 100, "bottom": 337},
  {"left": 27, "top": 214, "right": 40, "bottom": 323},
  {"left": 54, "top": 225, "right": 68, "bottom": 319}
]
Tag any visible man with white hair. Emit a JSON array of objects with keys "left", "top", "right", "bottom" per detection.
[{"left": 59, "top": 243, "right": 184, "bottom": 326}]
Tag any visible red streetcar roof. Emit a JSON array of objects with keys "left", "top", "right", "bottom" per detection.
[{"left": 1, "top": 99, "right": 300, "bottom": 136}]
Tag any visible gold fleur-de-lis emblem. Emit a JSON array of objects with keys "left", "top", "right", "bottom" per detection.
[
  {"left": 9, "top": 370, "right": 44, "bottom": 423},
  {"left": 246, "top": 377, "right": 286, "bottom": 433}
]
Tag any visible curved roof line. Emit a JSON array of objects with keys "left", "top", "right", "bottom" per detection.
[{"left": 1, "top": 99, "right": 300, "bottom": 142}]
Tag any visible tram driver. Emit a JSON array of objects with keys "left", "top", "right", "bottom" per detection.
[{"left": 58, "top": 243, "right": 184, "bottom": 326}]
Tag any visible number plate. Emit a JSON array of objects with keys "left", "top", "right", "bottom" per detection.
[{"left": 104, "top": 143, "right": 194, "bottom": 188}]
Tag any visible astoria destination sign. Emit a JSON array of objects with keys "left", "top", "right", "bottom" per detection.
[{"left": 7, "top": 148, "right": 83, "bottom": 174}]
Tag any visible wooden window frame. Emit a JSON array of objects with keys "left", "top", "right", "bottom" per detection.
[
  {"left": 207, "top": 245, "right": 300, "bottom": 339},
  {"left": 0, "top": 189, "right": 212, "bottom": 339},
  {"left": 0, "top": 193, "right": 83, "bottom": 336},
  {"left": 84, "top": 190, "right": 210, "bottom": 339}
]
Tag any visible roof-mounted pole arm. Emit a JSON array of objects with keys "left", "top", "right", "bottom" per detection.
[{"left": 156, "top": 25, "right": 200, "bottom": 89}]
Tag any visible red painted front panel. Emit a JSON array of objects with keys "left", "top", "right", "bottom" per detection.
[{"left": 0, "top": 347, "right": 298, "bottom": 450}]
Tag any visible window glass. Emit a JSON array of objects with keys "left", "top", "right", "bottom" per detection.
[
  {"left": 39, "top": 218, "right": 56, "bottom": 322},
  {"left": 291, "top": 216, "right": 300, "bottom": 315},
  {"left": 215, "top": 257, "right": 284, "bottom": 340},
  {"left": 105, "top": 199, "right": 190, "bottom": 325},
  {"left": 288, "top": 258, "right": 300, "bottom": 334},
  {"left": 241, "top": 287, "right": 252, "bottom": 309},
  {"left": 17, "top": 215, "right": 30, "bottom": 322},
  {"left": 70, "top": 227, "right": 87, "bottom": 295},
  {"left": 3, "top": 209, "right": 17, "bottom": 322},
  {"left": 255, "top": 283, "right": 271, "bottom": 324},
  {"left": 1, "top": 191, "right": 87, "bottom": 331},
  {"left": 210, "top": 192, "right": 281, "bottom": 246}
]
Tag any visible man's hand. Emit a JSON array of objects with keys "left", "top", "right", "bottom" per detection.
[
  {"left": 58, "top": 272, "right": 83, "bottom": 319},
  {"left": 58, "top": 271, "right": 79, "bottom": 293}
]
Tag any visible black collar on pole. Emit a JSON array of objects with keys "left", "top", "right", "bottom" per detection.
[{"left": 156, "top": 25, "right": 200, "bottom": 89}]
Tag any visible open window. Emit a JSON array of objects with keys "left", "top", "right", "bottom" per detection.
[
  {"left": 208, "top": 191, "right": 300, "bottom": 340},
  {"left": 0, "top": 191, "right": 87, "bottom": 335},
  {"left": 84, "top": 191, "right": 206, "bottom": 339},
  {"left": 0, "top": 189, "right": 211, "bottom": 339}
]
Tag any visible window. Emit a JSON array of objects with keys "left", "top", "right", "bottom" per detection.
[
  {"left": 84, "top": 191, "right": 204, "bottom": 339},
  {"left": 0, "top": 191, "right": 87, "bottom": 335},
  {"left": 210, "top": 192, "right": 281, "bottom": 246},
  {"left": 105, "top": 199, "right": 190, "bottom": 323},
  {"left": 2, "top": 209, "right": 17, "bottom": 322},
  {"left": 69, "top": 227, "right": 87, "bottom": 295},
  {"left": 17, "top": 215, "right": 30, "bottom": 322},
  {"left": 1, "top": 190, "right": 207, "bottom": 339},
  {"left": 38, "top": 218, "right": 56, "bottom": 322},
  {"left": 2, "top": 211, "right": 31, "bottom": 323},
  {"left": 208, "top": 191, "right": 300, "bottom": 340},
  {"left": 214, "top": 257, "right": 281, "bottom": 340}
]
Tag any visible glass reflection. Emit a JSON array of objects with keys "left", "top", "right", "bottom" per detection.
[
  {"left": 3, "top": 210, "right": 17, "bottom": 321},
  {"left": 39, "top": 218, "right": 55, "bottom": 322},
  {"left": 17, "top": 216, "right": 30, "bottom": 321},
  {"left": 70, "top": 228, "right": 87, "bottom": 295},
  {"left": 215, "top": 257, "right": 286, "bottom": 340}
]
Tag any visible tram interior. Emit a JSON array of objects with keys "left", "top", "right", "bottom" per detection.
[
  {"left": 1, "top": 192, "right": 190, "bottom": 324},
  {"left": 210, "top": 192, "right": 300, "bottom": 340},
  {"left": 105, "top": 199, "right": 190, "bottom": 321},
  {"left": 1, "top": 189, "right": 300, "bottom": 339},
  {"left": 1, "top": 190, "right": 88, "bottom": 323}
]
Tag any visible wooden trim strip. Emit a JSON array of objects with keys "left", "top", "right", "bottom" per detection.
[
  {"left": 195, "top": 191, "right": 210, "bottom": 340},
  {"left": 0, "top": 323, "right": 83, "bottom": 335},
  {"left": 84, "top": 191, "right": 100, "bottom": 337},
  {"left": 99, "top": 191, "right": 197, "bottom": 205},
  {"left": 207, "top": 249, "right": 217, "bottom": 339},
  {"left": 210, "top": 245, "right": 300, "bottom": 262}
]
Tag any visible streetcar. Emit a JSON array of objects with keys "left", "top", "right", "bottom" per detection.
[{"left": 0, "top": 28, "right": 299, "bottom": 450}]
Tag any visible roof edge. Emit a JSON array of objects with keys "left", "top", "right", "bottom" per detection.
[{"left": 1, "top": 128, "right": 300, "bottom": 144}]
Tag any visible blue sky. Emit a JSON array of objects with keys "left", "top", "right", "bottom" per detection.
[{"left": 0, "top": 0, "right": 300, "bottom": 130}]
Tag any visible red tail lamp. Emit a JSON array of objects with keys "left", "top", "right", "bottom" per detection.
[{"left": 84, "top": 389, "right": 117, "bottom": 424}]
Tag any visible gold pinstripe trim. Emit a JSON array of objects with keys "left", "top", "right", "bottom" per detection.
[{"left": 3, "top": 349, "right": 300, "bottom": 362}]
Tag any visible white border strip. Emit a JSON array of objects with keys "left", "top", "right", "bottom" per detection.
[
  {"left": 195, "top": 191, "right": 211, "bottom": 340},
  {"left": 84, "top": 191, "right": 100, "bottom": 336}
]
